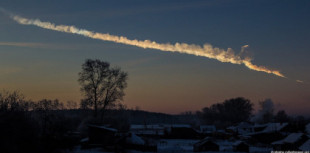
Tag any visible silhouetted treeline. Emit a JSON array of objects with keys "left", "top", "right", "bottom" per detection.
[
  {"left": 0, "top": 90, "right": 193, "bottom": 153},
  {"left": 0, "top": 90, "right": 84, "bottom": 153},
  {"left": 1, "top": 90, "right": 309, "bottom": 152},
  {"left": 197, "top": 97, "right": 253, "bottom": 128},
  {"left": 196, "top": 97, "right": 310, "bottom": 130}
]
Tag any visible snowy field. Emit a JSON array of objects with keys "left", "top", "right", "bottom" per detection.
[
  {"left": 70, "top": 140, "right": 272, "bottom": 153},
  {"left": 157, "top": 139, "right": 200, "bottom": 152}
]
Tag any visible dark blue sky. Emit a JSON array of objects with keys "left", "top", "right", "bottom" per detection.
[{"left": 0, "top": 0, "right": 309, "bottom": 114}]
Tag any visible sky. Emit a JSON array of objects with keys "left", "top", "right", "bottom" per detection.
[{"left": 0, "top": 0, "right": 309, "bottom": 115}]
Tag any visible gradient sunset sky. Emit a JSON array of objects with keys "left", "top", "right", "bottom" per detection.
[{"left": 0, "top": 0, "right": 309, "bottom": 115}]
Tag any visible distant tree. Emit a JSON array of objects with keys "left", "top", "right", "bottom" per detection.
[
  {"left": 34, "top": 99, "right": 64, "bottom": 111},
  {"left": 200, "top": 97, "right": 253, "bottom": 127},
  {"left": 0, "top": 90, "right": 40, "bottom": 153},
  {"left": 0, "top": 90, "right": 29, "bottom": 112},
  {"left": 181, "top": 111, "right": 193, "bottom": 116},
  {"left": 33, "top": 99, "right": 64, "bottom": 135},
  {"left": 117, "top": 103, "right": 128, "bottom": 111},
  {"left": 66, "top": 100, "right": 78, "bottom": 110},
  {"left": 222, "top": 97, "right": 253, "bottom": 123},
  {"left": 134, "top": 106, "right": 140, "bottom": 111},
  {"left": 80, "top": 98, "right": 91, "bottom": 110},
  {"left": 0, "top": 91, "right": 79, "bottom": 152},
  {"left": 254, "top": 99, "right": 275, "bottom": 123},
  {"left": 78, "top": 59, "right": 128, "bottom": 119},
  {"left": 274, "top": 110, "right": 289, "bottom": 123}
]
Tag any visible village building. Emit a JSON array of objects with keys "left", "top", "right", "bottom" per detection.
[
  {"left": 116, "top": 132, "right": 157, "bottom": 152},
  {"left": 272, "top": 133, "right": 308, "bottom": 151},
  {"left": 87, "top": 125, "right": 117, "bottom": 146},
  {"left": 243, "top": 123, "right": 289, "bottom": 144},
  {"left": 193, "top": 138, "right": 219, "bottom": 152},
  {"left": 260, "top": 123, "right": 289, "bottom": 133},
  {"left": 227, "top": 122, "right": 254, "bottom": 136},
  {"left": 130, "top": 124, "right": 200, "bottom": 139},
  {"left": 200, "top": 125, "right": 216, "bottom": 134},
  {"left": 130, "top": 124, "right": 165, "bottom": 136}
]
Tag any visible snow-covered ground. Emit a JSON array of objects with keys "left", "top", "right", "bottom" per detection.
[
  {"left": 249, "top": 147, "right": 272, "bottom": 153},
  {"left": 157, "top": 139, "right": 199, "bottom": 152},
  {"left": 68, "top": 140, "right": 272, "bottom": 153},
  {"left": 157, "top": 139, "right": 272, "bottom": 153},
  {"left": 69, "top": 146, "right": 112, "bottom": 153}
]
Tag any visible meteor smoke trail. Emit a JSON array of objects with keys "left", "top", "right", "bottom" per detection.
[{"left": 9, "top": 14, "right": 285, "bottom": 78}]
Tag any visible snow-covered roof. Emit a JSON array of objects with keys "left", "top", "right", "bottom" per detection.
[
  {"left": 126, "top": 133, "right": 145, "bottom": 145},
  {"left": 200, "top": 125, "right": 216, "bottom": 133},
  {"left": 130, "top": 124, "right": 166, "bottom": 135},
  {"left": 194, "top": 137, "right": 216, "bottom": 146},
  {"left": 166, "top": 124, "right": 191, "bottom": 128},
  {"left": 200, "top": 125, "right": 216, "bottom": 128},
  {"left": 227, "top": 126, "right": 236, "bottom": 131},
  {"left": 227, "top": 123, "right": 255, "bottom": 134},
  {"left": 272, "top": 133, "right": 304, "bottom": 145},
  {"left": 80, "top": 137, "right": 89, "bottom": 143},
  {"left": 261, "top": 123, "right": 288, "bottom": 133},
  {"left": 244, "top": 123, "right": 289, "bottom": 136},
  {"left": 233, "top": 141, "right": 244, "bottom": 146},
  {"left": 130, "top": 124, "right": 191, "bottom": 129},
  {"left": 88, "top": 125, "right": 117, "bottom": 132},
  {"left": 132, "top": 130, "right": 164, "bottom": 135},
  {"left": 299, "top": 139, "right": 310, "bottom": 151},
  {"left": 130, "top": 124, "right": 164, "bottom": 130}
]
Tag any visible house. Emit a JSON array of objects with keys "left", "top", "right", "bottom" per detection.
[
  {"left": 164, "top": 124, "right": 192, "bottom": 133},
  {"left": 194, "top": 138, "right": 219, "bottom": 152},
  {"left": 272, "top": 133, "right": 308, "bottom": 151},
  {"left": 130, "top": 124, "right": 165, "bottom": 136},
  {"left": 252, "top": 124, "right": 267, "bottom": 133},
  {"left": 236, "top": 122, "right": 254, "bottom": 135},
  {"left": 200, "top": 125, "right": 216, "bottom": 134},
  {"left": 115, "top": 132, "right": 157, "bottom": 152},
  {"left": 227, "top": 122, "right": 254, "bottom": 135},
  {"left": 167, "top": 125, "right": 200, "bottom": 139},
  {"left": 88, "top": 125, "right": 117, "bottom": 146},
  {"left": 130, "top": 124, "right": 199, "bottom": 138},
  {"left": 244, "top": 123, "right": 289, "bottom": 144},
  {"left": 245, "top": 123, "right": 287, "bottom": 137},
  {"left": 212, "top": 130, "right": 233, "bottom": 140},
  {"left": 261, "top": 123, "right": 288, "bottom": 133},
  {"left": 228, "top": 122, "right": 289, "bottom": 136},
  {"left": 233, "top": 141, "right": 249, "bottom": 153}
]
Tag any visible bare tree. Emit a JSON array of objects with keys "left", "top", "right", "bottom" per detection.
[
  {"left": 78, "top": 59, "right": 128, "bottom": 119},
  {"left": 66, "top": 101, "right": 78, "bottom": 110},
  {"left": 0, "top": 90, "right": 29, "bottom": 112}
]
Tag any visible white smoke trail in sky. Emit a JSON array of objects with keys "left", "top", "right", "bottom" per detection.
[{"left": 9, "top": 14, "right": 286, "bottom": 78}]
